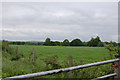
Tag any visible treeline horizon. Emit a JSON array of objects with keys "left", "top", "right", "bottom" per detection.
[{"left": 3, "top": 36, "right": 120, "bottom": 47}]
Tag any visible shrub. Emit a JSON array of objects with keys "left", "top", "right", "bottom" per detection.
[{"left": 43, "top": 55, "right": 62, "bottom": 70}]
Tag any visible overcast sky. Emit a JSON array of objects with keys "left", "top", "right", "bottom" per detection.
[{"left": 2, "top": 2, "right": 118, "bottom": 42}]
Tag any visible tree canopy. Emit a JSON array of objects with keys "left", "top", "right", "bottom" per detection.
[
  {"left": 6, "top": 36, "right": 119, "bottom": 47},
  {"left": 87, "top": 36, "right": 101, "bottom": 47},
  {"left": 44, "top": 38, "right": 51, "bottom": 46},
  {"left": 62, "top": 39, "right": 70, "bottom": 46},
  {"left": 70, "top": 38, "right": 83, "bottom": 46}
]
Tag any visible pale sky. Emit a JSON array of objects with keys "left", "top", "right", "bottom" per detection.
[{"left": 2, "top": 2, "right": 118, "bottom": 42}]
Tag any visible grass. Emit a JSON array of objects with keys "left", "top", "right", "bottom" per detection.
[
  {"left": 3, "top": 45, "right": 114, "bottom": 78},
  {"left": 10, "top": 45, "right": 110, "bottom": 63}
]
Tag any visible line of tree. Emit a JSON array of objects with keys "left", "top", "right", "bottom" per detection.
[
  {"left": 43, "top": 36, "right": 119, "bottom": 47},
  {"left": 9, "top": 41, "right": 44, "bottom": 45},
  {"left": 5, "top": 36, "right": 119, "bottom": 47}
]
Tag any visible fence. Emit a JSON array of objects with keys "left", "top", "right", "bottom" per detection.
[{"left": 2, "top": 58, "right": 120, "bottom": 80}]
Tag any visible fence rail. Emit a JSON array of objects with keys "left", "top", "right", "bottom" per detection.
[
  {"left": 92, "top": 73, "right": 117, "bottom": 80},
  {"left": 2, "top": 58, "right": 120, "bottom": 80}
]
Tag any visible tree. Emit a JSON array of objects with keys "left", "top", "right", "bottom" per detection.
[
  {"left": 96, "top": 36, "right": 101, "bottom": 42},
  {"left": 110, "top": 41, "right": 118, "bottom": 47},
  {"left": 82, "top": 41, "right": 87, "bottom": 46},
  {"left": 37, "top": 42, "right": 44, "bottom": 45},
  {"left": 54, "top": 41, "right": 61, "bottom": 46},
  {"left": 98, "top": 42, "right": 104, "bottom": 47},
  {"left": 62, "top": 39, "right": 70, "bottom": 46},
  {"left": 50, "top": 41, "right": 56, "bottom": 46},
  {"left": 70, "top": 38, "right": 83, "bottom": 46},
  {"left": 87, "top": 36, "right": 101, "bottom": 47},
  {"left": 44, "top": 38, "right": 51, "bottom": 46}
]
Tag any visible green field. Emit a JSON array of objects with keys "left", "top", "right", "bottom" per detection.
[
  {"left": 3, "top": 45, "right": 114, "bottom": 78},
  {"left": 10, "top": 45, "right": 110, "bottom": 63}
]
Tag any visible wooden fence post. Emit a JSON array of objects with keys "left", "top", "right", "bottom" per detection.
[
  {"left": 66, "top": 56, "right": 73, "bottom": 78},
  {"left": 114, "top": 57, "right": 120, "bottom": 78}
]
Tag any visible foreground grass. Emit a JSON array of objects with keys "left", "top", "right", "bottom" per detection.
[{"left": 2, "top": 45, "right": 114, "bottom": 78}]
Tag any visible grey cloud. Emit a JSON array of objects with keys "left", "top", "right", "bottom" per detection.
[{"left": 2, "top": 2, "right": 118, "bottom": 42}]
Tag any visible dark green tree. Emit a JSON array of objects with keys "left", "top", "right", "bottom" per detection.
[
  {"left": 54, "top": 41, "right": 61, "bottom": 46},
  {"left": 82, "top": 41, "right": 87, "bottom": 46},
  {"left": 96, "top": 36, "right": 101, "bottom": 42},
  {"left": 87, "top": 36, "right": 101, "bottom": 47},
  {"left": 44, "top": 38, "right": 51, "bottom": 46},
  {"left": 98, "top": 42, "right": 104, "bottom": 47},
  {"left": 70, "top": 38, "right": 83, "bottom": 46},
  {"left": 62, "top": 39, "right": 70, "bottom": 46},
  {"left": 50, "top": 41, "right": 56, "bottom": 46}
]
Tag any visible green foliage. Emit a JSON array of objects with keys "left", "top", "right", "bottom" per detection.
[
  {"left": 82, "top": 41, "right": 87, "bottom": 46},
  {"left": 43, "top": 55, "right": 62, "bottom": 70},
  {"left": 98, "top": 42, "right": 104, "bottom": 47},
  {"left": 40, "top": 56, "right": 113, "bottom": 79},
  {"left": 70, "top": 38, "right": 83, "bottom": 46},
  {"left": 49, "top": 41, "right": 56, "bottom": 46},
  {"left": 2, "top": 55, "right": 33, "bottom": 78},
  {"left": 9, "top": 41, "right": 41, "bottom": 45},
  {"left": 54, "top": 41, "right": 61, "bottom": 46},
  {"left": 2, "top": 40, "right": 23, "bottom": 61},
  {"left": 44, "top": 38, "right": 51, "bottom": 46},
  {"left": 10, "top": 47, "right": 23, "bottom": 61},
  {"left": 104, "top": 42, "right": 120, "bottom": 55},
  {"left": 2, "top": 40, "right": 13, "bottom": 54},
  {"left": 87, "top": 36, "right": 101, "bottom": 47},
  {"left": 8, "top": 37, "right": 118, "bottom": 47},
  {"left": 62, "top": 39, "right": 70, "bottom": 46},
  {"left": 3, "top": 45, "right": 112, "bottom": 79},
  {"left": 43, "top": 38, "right": 61, "bottom": 46}
]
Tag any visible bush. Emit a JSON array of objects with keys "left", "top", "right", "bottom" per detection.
[{"left": 43, "top": 55, "right": 62, "bottom": 70}]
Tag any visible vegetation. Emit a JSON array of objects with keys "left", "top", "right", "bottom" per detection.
[
  {"left": 2, "top": 44, "right": 115, "bottom": 79},
  {"left": 104, "top": 42, "right": 120, "bottom": 56},
  {"left": 70, "top": 38, "right": 83, "bottom": 46},
  {"left": 62, "top": 39, "right": 70, "bottom": 46},
  {"left": 8, "top": 36, "right": 119, "bottom": 47},
  {"left": 2, "top": 36, "right": 119, "bottom": 79},
  {"left": 87, "top": 36, "right": 101, "bottom": 47},
  {"left": 44, "top": 38, "right": 51, "bottom": 46}
]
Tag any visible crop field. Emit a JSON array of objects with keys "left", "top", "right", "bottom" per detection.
[
  {"left": 11, "top": 45, "right": 110, "bottom": 63},
  {"left": 2, "top": 45, "right": 114, "bottom": 79}
]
